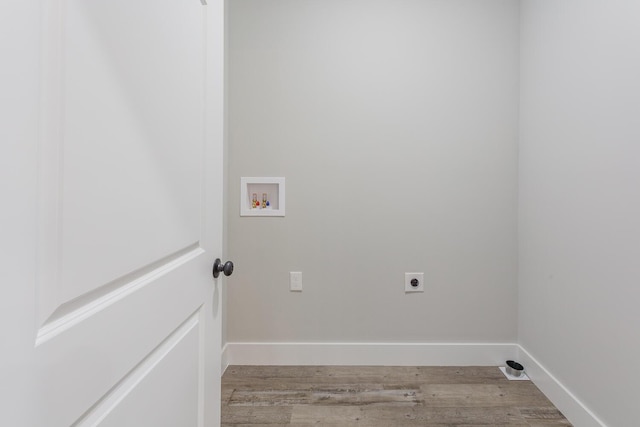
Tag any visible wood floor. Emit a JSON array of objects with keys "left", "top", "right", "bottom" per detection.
[{"left": 221, "top": 366, "right": 571, "bottom": 426}]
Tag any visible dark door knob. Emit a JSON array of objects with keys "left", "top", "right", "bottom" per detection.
[{"left": 212, "top": 258, "right": 234, "bottom": 278}]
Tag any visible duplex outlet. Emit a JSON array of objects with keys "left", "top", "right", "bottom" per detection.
[{"left": 405, "top": 272, "right": 424, "bottom": 293}]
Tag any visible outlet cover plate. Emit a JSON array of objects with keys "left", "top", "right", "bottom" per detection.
[
  {"left": 290, "top": 272, "right": 302, "bottom": 292},
  {"left": 405, "top": 272, "right": 424, "bottom": 293}
]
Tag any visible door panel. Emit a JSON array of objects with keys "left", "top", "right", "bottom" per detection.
[
  {"left": 74, "top": 313, "right": 201, "bottom": 427},
  {"left": 43, "top": 0, "right": 204, "bottom": 316},
  {"left": 60, "top": 0, "right": 203, "bottom": 303},
  {"left": 0, "top": 0, "right": 224, "bottom": 426}
]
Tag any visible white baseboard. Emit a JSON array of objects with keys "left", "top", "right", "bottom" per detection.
[
  {"left": 223, "top": 342, "right": 517, "bottom": 366},
  {"left": 221, "top": 343, "right": 230, "bottom": 374},
  {"left": 517, "top": 345, "right": 606, "bottom": 427}
]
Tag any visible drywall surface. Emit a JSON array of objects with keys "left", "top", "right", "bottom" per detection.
[
  {"left": 227, "top": 0, "right": 519, "bottom": 343},
  {"left": 519, "top": 1, "right": 640, "bottom": 425}
]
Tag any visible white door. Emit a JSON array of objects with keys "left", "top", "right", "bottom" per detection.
[{"left": 0, "top": 0, "right": 225, "bottom": 426}]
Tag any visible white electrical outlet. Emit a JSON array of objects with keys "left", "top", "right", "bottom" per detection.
[
  {"left": 290, "top": 272, "right": 302, "bottom": 291},
  {"left": 405, "top": 272, "right": 424, "bottom": 293}
]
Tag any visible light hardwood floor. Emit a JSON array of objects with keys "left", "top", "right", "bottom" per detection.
[{"left": 221, "top": 366, "right": 571, "bottom": 426}]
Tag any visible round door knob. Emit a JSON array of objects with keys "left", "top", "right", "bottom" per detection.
[{"left": 212, "top": 258, "right": 234, "bottom": 278}]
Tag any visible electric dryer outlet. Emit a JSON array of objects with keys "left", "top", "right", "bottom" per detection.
[{"left": 405, "top": 272, "right": 424, "bottom": 293}]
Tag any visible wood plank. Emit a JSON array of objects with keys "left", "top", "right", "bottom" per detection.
[
  {"left": 223, "top": 366, "right": 507, "bottom": 386},
  {"left": 228, "top": 390, "right": 311, "bottom": 406},
  {"left": 222, "top": 406, "right": 292, "bottom": 424},
  {"left": 289, "top": 406, "right": 364, "bottom": 424},
  {"left": 223, "top": 381, "right": 383, "bottom": 392},
  {"left": 310, "top": 387, "right": 422, "bottom": 406},
  {"left": 420, "top": 383, "right": 553, "bottom": 408},
  {"left": 360, "top": 406, "right": 525, "bottom": 425},
  {"left": 222, "top": 424, "right": 289, "bottom": 427},
  {"left": 525, "top": 424, "right": 574, "bottom": 427},
  {"left": 518, "top": 406, "right": 572, "bottom": 426},
  {"left": 518, "top": 406, "right": 572, "bottom": 422}
]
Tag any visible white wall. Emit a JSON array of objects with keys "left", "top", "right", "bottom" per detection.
[
  {"left": 519, "top": 1, "right": 640, "bottom": 426},
  {"left": 227, "top": 0, "right": 520, "bottom": 344}
]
